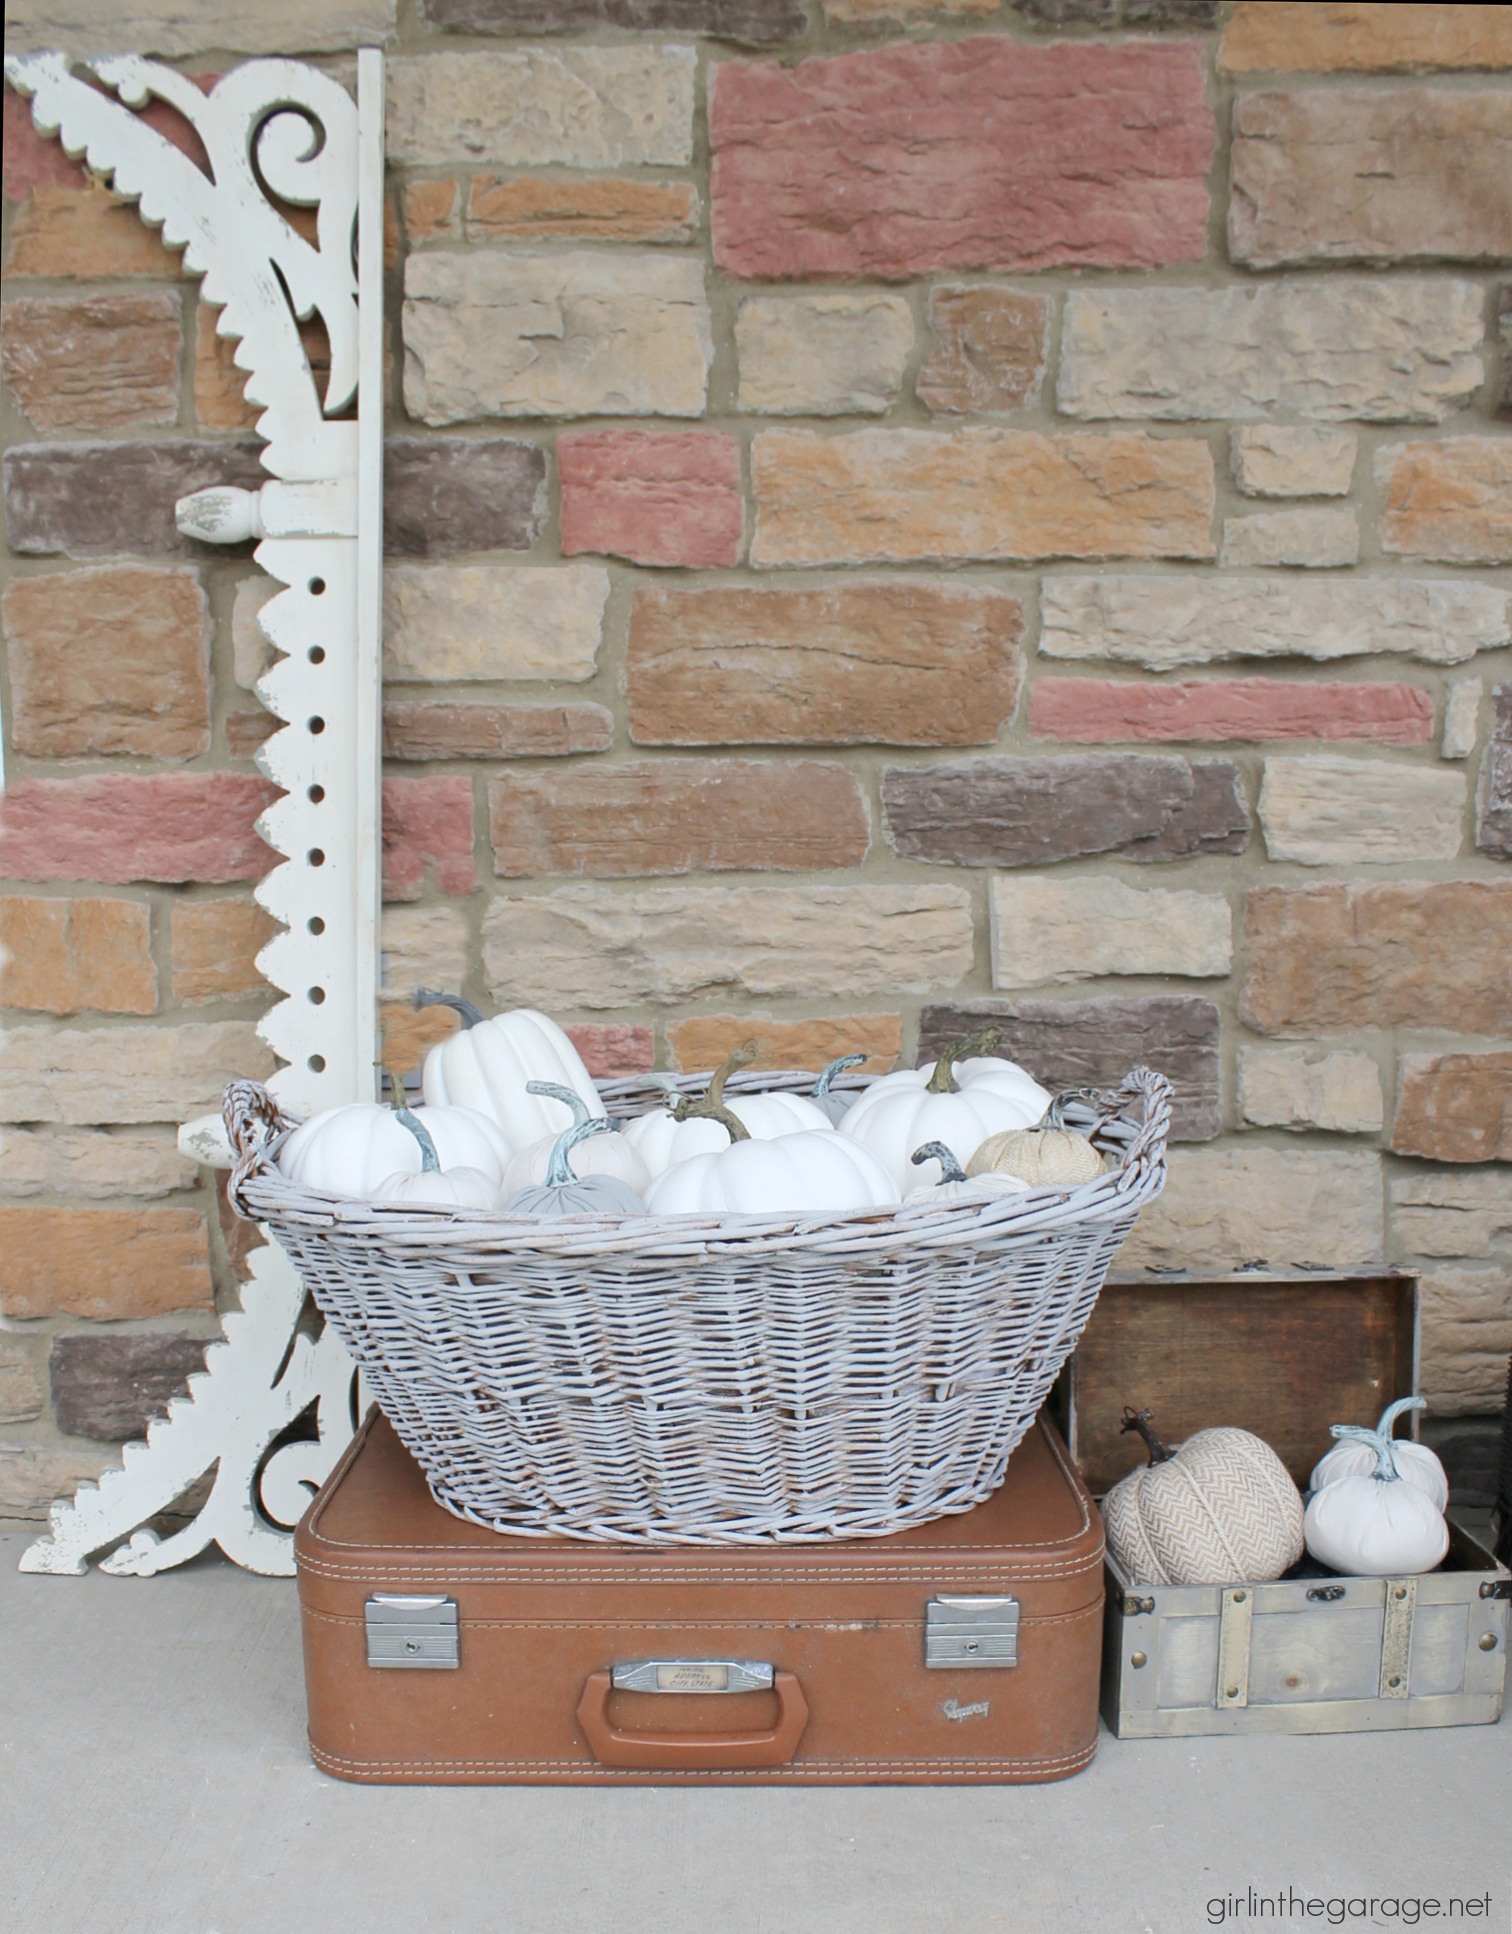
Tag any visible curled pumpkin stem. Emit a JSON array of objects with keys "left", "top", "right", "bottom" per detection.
[
  {"left": 415, "top": 989, "right": 484, "bottom": 1029},
  {"left": 813, "top": 1053, "right": 866, "bottom": 1097},
  {"left": 544, "top": 1116, "right": 613, "bottom": 1188},
  {"left": 1040, "top": 1088, "right": 1102, "bottom": 1131},
  {"left": 1120, "top": 1406, "right": 1176, "bottom": 1467},
  {"left": 1329, "top": 1422, "right": 1402, "bottom": 1483},
  {"left": 911, "top": 1140, "right": 968, "bottom": 1186},
  {"left": 672, "top": 1040, "right": 756, "bottom": 1144},
  {"left": 1374, "top": 1395, "right": 1426, "bottom": 1442},
  {"left": 526, "top": 1079, "right": 591, "bottom": 1129},
  {"left": 387, "top": 1067, "right": 440, "bottom": 1173},
  {"left": 925, "top": 1025, "right": 1002, "bottom": 1096}
]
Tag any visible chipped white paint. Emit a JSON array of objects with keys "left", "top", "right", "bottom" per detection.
[{"left": 4, "top": 47, "right": 385, "bottom": 1578}]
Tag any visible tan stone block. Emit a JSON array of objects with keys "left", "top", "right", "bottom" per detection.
[
  {"left": 379, "top": 1000, "right": 463, "bottom": 1086},
  {"left": 1059, "top": 281, "right": 1483, "bottom": 424},
  {"left": 1221, "top": 4, "right": 1512, "bottom": 74},
  {"left": 1230, "top": 89, "right": 1512, "bottom": 268},
  {"left": 1237, "top": 1047, "right": 1383, "bottom": 1134},
  {"left": 736, "top": 295, "right": 913, "bottom": 416},
  {"left": 4, "top": 186, "right": 187, "bottom": 279},
  {"left": 231, "top": 577, "right": 279, "bottom": 691},
  {"left": 1116, "top": 1147, "right": 1384, "bottom": 1276},
  {"left": 1258, "top": 756, "right": 1465, "bottom": 865},
  {"left": 383, "top": 700, "right": 613, "bottom": 762},
  {"left": 1391, "top": 1171, "right": 1512, "bottom": 1259},
  {"left": 0, "top": 1442, "right": 115, "bottom": 1520},
  {"left": 0, "top": 1127, "right": 197, "bottom": 1200},
  {"left": 1040, "top": 578, "right": 1509, "bottom": 671},
  {"left": 989, "top": 875, "right": 1232, "bottom": 989},
  {"left": 1241, "top": 882, "right": 1512, "bottom": 1038},
  {"left": 386, "top": 47, "right": 696, "bottom": 170},
  {"left": 751, "top": 429, "right": 1214, "bottom": 567},
  {"left": 379, "top": 905, "right": 471, "bottom": 1001},
  {"left": 0, "top": 1022, "right": 274, "bottom": 1125},
  {"left": 5, "top": 0, "right": 397, "bottom": 57},
  {"left": 0, "top": 1207, "right": 213, "bottom": 1320},
  {"left": 482, "top": 884, "right": 974, "bottom": 1010},
  {"left": 1418, "top": 1265, "right": 1512, "bottom": 1415},
  {"left": 1231, "top": 426, "right": 1357, "bottom": 498},
  {"left": 0, "top": 898, "right": 156, "bottom": 1017},
  {"left": 403, "top": 250, "right": 711, "bottom": 424},
  {"left": 489, "top": 762, "right": 869, "bottom": 877},
  {"left": 1, "top": 293, "right": 181, "bottom": 433},
  {"left": 405, "top": 178, "right": 461, "bottom": 242},
  {"left": 1377, "top": 438, "right": 1512, "bottom": 565},
  {"left": 170, "top": 899, "right": 279, "bottom": 1004},
  {"left": 1220, "top": 508, "right": 1359, "bottom": 569},
  {"left": 626, "top": 581, "right": 1023, "bottom": 748},
  {"left": 467, "top": 176, "right": 697, "bottom": 243},
  {"left": 1442, "top": 678, "right": 1482, "bottom": 761},
  {"left": 917, "top": 286, "right": 1049, "bottom": 417},
  {"left": 1391, "top": 1053, "right": 1512, "bottom": 1165},
  {"left": 667, "top": 1014, "right": 903, "bottom": 1078},
  {"left": 0, "top": 1345, "right": 44, "bottom": 1427},
  {"left": 383, "top": 564, "right": 608, "bottom": 683},
  {"left": 3, "top": 565, "right": 210, "bottom": 761}
]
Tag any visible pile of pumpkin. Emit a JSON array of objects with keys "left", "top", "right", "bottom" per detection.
[
  {"left": 276, "top": 1001, "right": 1111, "bottom": 1220},
  {"left": 1104, "top": 1397, "right": 1452, "bottom": 1586}
]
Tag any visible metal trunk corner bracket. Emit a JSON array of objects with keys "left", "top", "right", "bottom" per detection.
[{"left": 4, "top": 49, "right": 386, "bottom": 1577}]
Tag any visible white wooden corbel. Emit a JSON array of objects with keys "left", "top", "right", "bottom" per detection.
[{"left": 6, "top": 47, "right": 386, "bottom": 1576}]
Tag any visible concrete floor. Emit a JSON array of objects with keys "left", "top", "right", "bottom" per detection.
[{"left": 2, "top": 1523, "right": 1508, "bottom": 1934}]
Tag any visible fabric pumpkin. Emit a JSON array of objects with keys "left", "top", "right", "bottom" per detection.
[
  {"left": 837, "top": 1030, "right": 1050, "bottom": 1191},
  {"left": 500, "top": 1115, "right": 647, "bottom": 1218},
  {"left": 1309, "top": 1397, "right": 1448, "bottom": 1512},
  {"left": 903, "top": 1140, "right": 1030, "bottom": 1208},
  {"left": 1101, "top": 1408, "right": 1305, "bottom": 1588},
  {"left": 502, "top": 1083, "right": 651, "bottom": 1197},
  {"left": 967, "top": 1091, "right": 1104, "bottom": 1189},
  {"left": 419, "top": 997, "right": 604, "bottom": 1146},
  {"left": 1304, "top": 1421, "right": 1450, "bottom": 1576}
]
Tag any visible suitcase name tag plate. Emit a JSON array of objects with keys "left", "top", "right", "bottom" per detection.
[
  {"left": 612, "top": 1659, "right": 774, "bottom": 1694},
  {"left": 925, "top": 1595, "right": 1020, "bottom": 1669},
  {"left": 365, "top": 1594, "right": 459, "bottom": 1668}
]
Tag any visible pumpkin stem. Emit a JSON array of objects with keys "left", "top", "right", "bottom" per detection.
[
  {"left": 1040, "top": 1087, "right": 1102, "bottom": 1131},
  {"left": 912, "top": 1140, "right": 968, "bottom": 1185},
  {"left": 387, "top": 1068, "right": 440, "bottom": 1173},
  {"left": 1329, "top": 1423, "right": 1401, "bottom": 1484},
  {"left": 525, "top": 1080, "right": 591, "bottom": 1129},
  {"left": 926, "top": 1025, "right": 1001, "bottom": 1096},
  {"left": 672, "top": 1040, "right": 756, "bottom": 1144},
  {"left": 544, "top": 1115, "right": 613, "bottom": 1188},
  {"left": 415, "top": 989, "right": 484, "bottom": 1029},
  {"left": 813, "top": 1053, "right": 865, "bottom": 1097},
  {"left": 1375, "top": 1395, "right": 1426, "bottom": 1442},
  {"left": 1120, "top": 1406, "right": 1176, "bottom": 1466}
]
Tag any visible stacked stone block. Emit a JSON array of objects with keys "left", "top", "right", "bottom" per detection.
[{"left": 2, "top": 0, "right": 1509, "bottom": 1512}]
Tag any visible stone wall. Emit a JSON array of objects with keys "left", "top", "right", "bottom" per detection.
[{"left": 1, "top": 0, "right": 1509, "bottom": 1511}]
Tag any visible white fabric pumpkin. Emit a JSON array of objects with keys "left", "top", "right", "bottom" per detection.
[
  {"left": 502, "top": 1082, "right": 651, "bottom": 1196},
  {"left": 421, "top": 1003, "right": 604, "bottom": 1146},
  {"left": 838, "top": 1045, "right": 1050, "bottom": 1191},
  {"left": 902, "top": 1140, "right": 1031, "bottom": 1208},
  {"left": 1101, "top": 1409, "right": 1305, "bottom": 1587},
  {"left": 968, "top": 1095, "right": 1104, "bottom": 1189},
  {"left": 645, "top": 1131, "right": 899, "bottom": 1217},
  {"left": 1309, "top": 1397, "right": 1448, "bottom": 1512},
  {"left": 375, "top": 1165, "right": 499, "bottom": 1211},
  {"left": 277, "top": 1102, "right": 422, "bottom": 1198},
  {"left": 1304, "top": 1422, "right": 1450, "bottom": 1576}
]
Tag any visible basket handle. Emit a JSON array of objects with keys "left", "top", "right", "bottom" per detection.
[
  {"left": 576, "top": 1669, "right": 809, "bottom": 1770},
  {"left": 1115, "top": 1066, "right": 1174, "bottom": 1171},
  {"left": 223, "top": 1079, "right": 297, "bottom": 1216}
]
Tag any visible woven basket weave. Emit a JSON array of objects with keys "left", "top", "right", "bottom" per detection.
[{"left": 228, "top": 1064, "right": 1171, "bottom": 1544}]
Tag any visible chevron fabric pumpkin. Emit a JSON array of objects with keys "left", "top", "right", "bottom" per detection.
[{"left": 1102, "top": 1410, "right": 1305, "bottom": 1588}]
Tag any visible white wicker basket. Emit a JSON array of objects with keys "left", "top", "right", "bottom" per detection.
[{"left": 227, "top": 1065, "right": 1171, "bottom": 1544}]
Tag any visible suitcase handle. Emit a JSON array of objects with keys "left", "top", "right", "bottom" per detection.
[{"left": 576, "top": 1669, "right": 809, "bottom": 1770}]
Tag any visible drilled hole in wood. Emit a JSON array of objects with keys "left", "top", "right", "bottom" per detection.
[
  {"left": 308, "top": 848, "right": 325, "bottom": 867},
  {"left": 308, "top": 646, "right": 325, "bottom": 664},
  {"left": 308, "top": 784, "right": 325, "bottom": 803},
  {"left": 308, "top": 1054, "right": 326, "bottom": 1073},
  {"left": 308, "top": 987, "right": 326, "bottom": 1005},
  {"left": 308, "top": 716, "right": 325, "bottom": 734},
  {"left": 308, "top": 916, "right": 325, "bottom": 934},
  {"left": 309, "top": 576, "right": 326, "bottom": 595}
]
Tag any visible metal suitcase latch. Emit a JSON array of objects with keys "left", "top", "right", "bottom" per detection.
[
  {"left": 365, "top": 1594, "right": 459, "bottom": 1669},
  {"left": 924, "top": 1596, "right": 1020, "bottom": 1669},
  {"left": 611, "top": 1659, "right": 774, "bottom": 1694}
]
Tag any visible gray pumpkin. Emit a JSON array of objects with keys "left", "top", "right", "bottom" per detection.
[{"left": 500, "top": 1108, "right": 647, "bottom": 1218}]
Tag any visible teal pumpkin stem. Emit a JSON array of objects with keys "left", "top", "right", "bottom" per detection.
[
  {"left": 386, "top": 1066, "right": 440, "bottom": 1173},
  {"left": 1329, "top": 1423, "right": 1401, "bottom": 1483},
  {"left": 912, "top": 1140, "right": 968, "bottom": 1185},
  {"left": 525, "top": 1079, "right": 591, "bottom": 1129},
  {"left": 544, "top": 1116, "right": 613, "bottom": 1187},
  {"left": 415, "top": 989, "right": 484, "bottom": 1029},
  {"left": 1041, "top": 1088, "right": 1101, "bottom": 1131},
  {"left": 1375, "top": 1395, "right": 1427, "bottom": 1441},
  {"left": 813, "top": 1054, "right": 865, "bottom": 1097}
]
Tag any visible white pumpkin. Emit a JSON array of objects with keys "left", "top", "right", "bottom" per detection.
[
  {"left": 624, "top": 1046, "right": 834, "bottom": 1180},
  {"left": 500, "top": 1116, "right": 648, "bottom": 1219},
  {"left": 903, "top": 1140, "right": 1031, "bottom": 1208},
  {"left": 838, "top": 1037, "right": 1051, "bottom": 1191},
  {"left": 502, "top": 1082, "right": 651, "bottom": 1196},
  {"left": 1304, "top": 1424, "right": 1450, "bottom": 1577},
  {"left": 623, "top": 1108, "right": 732, "bottom": 1179},
  {"left": 645, "top": 1130, "right": 899, "bottom": 1217},
  {"left": 277, "top": 1102, "right": 422, "bottom": 1198},
  {"left": 409, "top": 1105, "right": 516, "bottom": 1185},
  {"left": 375, "top": 1165, "right": 500, "bottom": 1212},
  {"left": 1309, "top": 1397, "right": 1448, "bottom": 1512},
  {"left": 421, "top": 1001, "right": 604, "bottom": 1146}
]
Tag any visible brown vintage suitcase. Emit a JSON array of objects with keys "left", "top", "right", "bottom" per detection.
[{"left": 294, "top": 1407, "right": 1105, "bottom": 1785}]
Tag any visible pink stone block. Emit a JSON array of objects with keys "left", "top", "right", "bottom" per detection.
[
  {"left": 559, "top": 431, "right": 743, "bottom": 569},
  {"left": 0, "top": 774, "right": 278, "bottom": 883},
  {"left": 563, "top": 1023, "right": 655, "bottom": 1080},
  {"left": 381, "top": 776, "right": 478, "bottom": 902},
  {"left": 1028, "top": 678, "right": 1435, "bottom": 746},
  {"left": 711, "top": 38, "right": 1214, "bottom": 281},
  {"left": 4, "top": 79, "right": 214, "bottom": 204}
]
